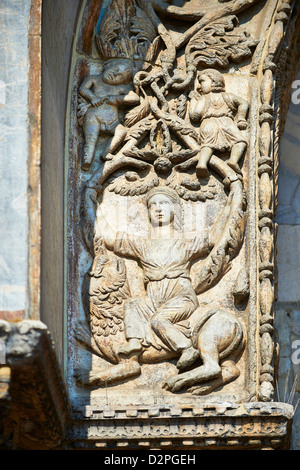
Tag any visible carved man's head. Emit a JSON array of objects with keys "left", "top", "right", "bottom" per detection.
[
  {"left": 102, "top": 59, "right": 133, "bottom": 85},
  {"left": 197, "top": 68, "right": 225, "bottom": 94},
  {"left": 146, "top": 187, "right": 181, "bottom": 227}
]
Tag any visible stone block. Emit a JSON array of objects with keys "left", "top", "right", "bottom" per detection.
[{"left": 276, "top": 226, "right": 300, "bottom": 303}]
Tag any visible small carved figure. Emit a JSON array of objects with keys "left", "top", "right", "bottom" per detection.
[
  {"left": 78, "top": 59, "right": 139, "bottom": 170},
  {"left": 189, "top": 68, "right": 249, "bottom": 178}
]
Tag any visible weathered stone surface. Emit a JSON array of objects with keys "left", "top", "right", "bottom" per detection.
[
  {"left": 1, "top": 0, "right": 300, "bottom": 451},
  {"left": 41, "top": 0, "right": 81, "bottom": 363},
  {"left": 0, "top": 320, "right": 70, "bottom": 449},
  {"left": 0, "top": 320, "right": 293, "bottom": 450},
  {"left": 61, "top": 1, "right": 299, "bottom": 450},
  {"left": 68, "top": 401, "right": 294, "bottom": 450},
  {"left": 67, "top": 0, "right": 263, "bottom": 411},
  {"left": 0, "top": 1, "right": 31, "bottom": 315}
]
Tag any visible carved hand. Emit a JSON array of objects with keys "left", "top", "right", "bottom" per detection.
[
  {"left": 237, "top": 118, "right": 248, "bottom": 130},
  {"left": 91, "top": 97, "right": 108, "bottom": 107}
]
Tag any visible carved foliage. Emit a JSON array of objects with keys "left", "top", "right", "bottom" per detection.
[
  {"left": 186, "top": 15, "right": 258, "bottom": 69},
  {"left": 73, "top": 0, "right": 267, "bottom": 395},
  {"left": 96, "top": 0, "right": 158, "bottom": 61}
]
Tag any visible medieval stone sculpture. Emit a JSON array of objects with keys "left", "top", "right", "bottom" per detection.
[
  {"left": 62, "top": 0, "right": 294, "bottom": 410},
  {"left": 189, "top": 68, "right": 249, "bottom": 177},
  {"left": 70, "top": 0, "right": 258, "bottom": 399},
  {"left": 75, "top": 178, "right": 246, "bottom": 393},
  {"left": 77, "top": 59, "right": 140, "bottom": 170}
]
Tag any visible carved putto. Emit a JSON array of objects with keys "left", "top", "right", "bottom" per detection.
[{"left": 72, "top": 0, "right": 262, "bottom": 398}]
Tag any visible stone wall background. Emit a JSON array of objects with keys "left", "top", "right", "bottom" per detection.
[
  {"left": 0, "top": 0, "right": 31, "bottom": 319},
  {"left": 275, "top": 70, "right": 300, "bottom": 450}
]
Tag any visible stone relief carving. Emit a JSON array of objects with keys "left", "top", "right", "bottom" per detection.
[
  {"left": 77, "top": 59, "right": 139, "bottom": 170},
  {"left": 189, "top": 68, "right": 249, "bottom": 178},
  {"left": 76, "top": 182, "right": 245, "bottom": 394},
  {"left": 256, "top": 0, "right": 294, "bottom": 402},
  {"left": 68, "top": 0, "right": 280, "bottom": 401}
]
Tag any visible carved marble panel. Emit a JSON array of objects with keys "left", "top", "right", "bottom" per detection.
[{"left": 64, "top": 0, "right": 298, "bottom": 430}]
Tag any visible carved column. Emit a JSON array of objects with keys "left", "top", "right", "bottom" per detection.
[
  {"left": 255, "top": 0, "right": 300, "bottom": 403},
  {"left": 62, "top": 0, "right": 299, "bottom": 449}
]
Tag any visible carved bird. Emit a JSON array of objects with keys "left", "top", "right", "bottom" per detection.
[
  {"left": 81, "top": 250, "right": 130, "bottom": 363},
  {"left": 88, "top": 253, "right": 129, "bottom": 310}
]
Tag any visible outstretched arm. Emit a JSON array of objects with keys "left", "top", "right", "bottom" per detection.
[
  {"left": 79, "top": 76, "right": 107, "bottom": 107},
  {"left": 95, "top": 207, "right": 118, "bottom": 251},
  {"left": 106, "top": 90, "right": 140, "bottom": 107},
  {"left": 81, "top": 184, "right": 117, "bottom": 254},
  {"left": 209, "top": 196, "right": 231, "bottom": 248}
]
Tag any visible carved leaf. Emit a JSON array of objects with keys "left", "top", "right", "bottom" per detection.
[
  {"left": 186, "top": 15, "right": 258, "bottom": 69},
  {"left": 165, "top": 164, "right": 217, "bottom": 202},
  {"left": 124, "top": 116, "right": 154, "bottom": 142},
  {"left": 96, "top": 0, "right": 157, "bottom": 60},
  {"left": 108, "top": 169, "right": 159, "bottom": 196},
  {"left": 96, "top": 0, "right": 135, "bottom": 58},
  {"left": 130, "top": 5, "right": 157, "bottom": 58},
  {"left": 150, "top": 119, "right": 172, "bottom": 154},
  {"left": 124, "top": 98, "right": 151, "bottom": 127},
  {"left": 166, "top": 179, "right": 208, "bottom": 202}
]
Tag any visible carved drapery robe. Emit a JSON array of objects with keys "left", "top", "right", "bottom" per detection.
[
  {"left": 193, "top": 92, "right": 248, "bottom": 152},
  {"left": 112, "top": 230, "right": 210, "bottom": 350}
]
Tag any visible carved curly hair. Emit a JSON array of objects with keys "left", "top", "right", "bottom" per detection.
[{"left": 197, "top": 68, "right": 226, "bottom": 92}]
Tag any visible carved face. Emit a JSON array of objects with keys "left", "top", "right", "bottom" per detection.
[
  {"left": 197, "top": 73, "right": 213, "bottom": 94},
  {"left": 102, "top": 61, "right": 132, "bottom": 85},
  {"left": 147, "top": 194, "right": 175, "bottom": 227}
]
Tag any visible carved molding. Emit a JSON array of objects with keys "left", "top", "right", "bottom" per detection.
[
  {"left": 70, "top": 401, "right": 294, "bottom": 450},
  {"left": 70, "top": 0, "right": 259, "bottom": 399},
  {"left": 256, "top": 0, "right": 299, "bottom": 401}
]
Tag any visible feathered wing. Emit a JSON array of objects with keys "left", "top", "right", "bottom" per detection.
[
  {"left": 83, "top": 253, "right": 131, "bottom": 364},
  {"left": 107, "top": 167, "right": 159, "bottom": 197}
]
